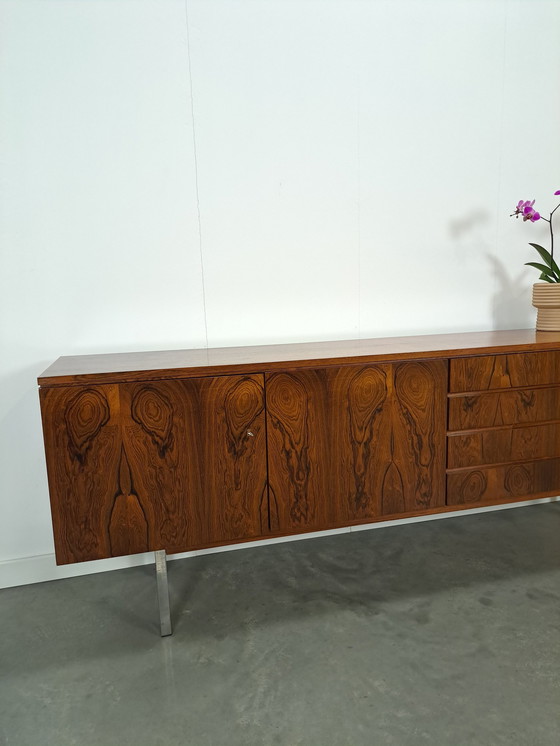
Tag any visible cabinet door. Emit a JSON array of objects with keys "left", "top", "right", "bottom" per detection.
[
  {"left": 121, "top": 375, "right": 267, "bottom": 553},
  {"left": 387, "top": 361, "right": 447, "bottom": 515},
  {"left": 41, "top": 375, "right": 267, "bottom": 564},
  {"left": 40, "top": 384, "right": 123, "bottom": 564},
  {"left": 265, "top": 366, "right": 390, "bottom": 531},
  {"left": 265, "top": 361, "right": 447, "bottom": 533}
]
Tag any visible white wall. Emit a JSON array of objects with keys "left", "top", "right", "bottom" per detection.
[{"left": 1, "top": 0, "right": 560, "bottom": 587}]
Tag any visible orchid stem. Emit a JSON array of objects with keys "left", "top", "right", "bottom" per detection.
[{"left": 550, "top": 202, "right": 560, "bottom": 263}]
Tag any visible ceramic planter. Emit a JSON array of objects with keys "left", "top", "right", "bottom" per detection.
[{"left": 532, "top": 282, "right": 560, "bottom": 331}]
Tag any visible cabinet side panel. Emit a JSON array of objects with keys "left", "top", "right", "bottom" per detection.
[
  {"left": 39, "top": 385, "right": 122, "bottom": 564},
  {"left": 389, "top": 360, "right": 447, "bottom": 514}
]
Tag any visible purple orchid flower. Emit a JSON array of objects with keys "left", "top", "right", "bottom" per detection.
[
  {"left": 512, "top": 199, "right": 540, "bottom": 222},
  {"left": 511, "top": 187, "right": 560, "bottom": 282},
  {"left": 523, "top": 204, "right": 540, "bottom": 222}
]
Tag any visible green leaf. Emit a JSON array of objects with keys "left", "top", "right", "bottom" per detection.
[
  {"left": 529, "top": 243, "right": 560, "bottom": 278},
  {"left": 540, "top": 273, "right": 554, "bottom": 283},
  {"left": 525, "top": 261, "right": 558, "bottom": 279}
]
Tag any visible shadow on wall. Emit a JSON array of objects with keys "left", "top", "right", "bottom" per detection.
[
  {"left": 448, "top": 211, "right": 490, "bottom": 240},
  {"left": 487, "top": 255, "right": 533, "bottom": 330},
  {"left": 447, "top": 208, "right": 533, "bottom": 330}
]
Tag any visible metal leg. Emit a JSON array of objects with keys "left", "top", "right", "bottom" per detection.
[{"left": 155, "top": 550, "right": 172, "bottom": 637}]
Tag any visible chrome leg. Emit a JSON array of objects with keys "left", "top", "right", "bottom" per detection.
[{"left": 155, "top": 549, "right": 172, "bottom": 637}]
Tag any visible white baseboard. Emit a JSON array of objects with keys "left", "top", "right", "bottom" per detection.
[{"left": 1, "top": 497, "right": 558, "bottom": 590}]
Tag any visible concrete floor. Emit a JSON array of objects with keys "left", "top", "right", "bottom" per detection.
[{"left": 1, "top": 504, "right": 560, "bottom": 746}]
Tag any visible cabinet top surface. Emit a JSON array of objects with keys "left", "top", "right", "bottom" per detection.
[{"left": 38, "top": 329, "right": 560, "bottom": 387}]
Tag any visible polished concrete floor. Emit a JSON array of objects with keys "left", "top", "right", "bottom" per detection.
[{"left": 1, "top": 503, "right": 560, "bottom": 746}]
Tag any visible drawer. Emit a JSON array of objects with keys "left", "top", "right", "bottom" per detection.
[
  {"left": 448, "top": 386, "right": 560, "bottom": 431},
  {"left": 447, "top": 422, "right": 560, "bottom": 469},
  {"left": 450, "top": 351, "right": 560, "bottom": 393},
  {"left": 447, "top": 459, "right": 560, "bottom": 505}
]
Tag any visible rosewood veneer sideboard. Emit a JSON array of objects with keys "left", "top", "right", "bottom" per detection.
[{"left": 38, "top": 329, "right": 560, "bottom": 635}]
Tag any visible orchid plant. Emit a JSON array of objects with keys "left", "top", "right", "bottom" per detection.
[{"left": 511, "top": 189, "right": 560, "bottom": 283}]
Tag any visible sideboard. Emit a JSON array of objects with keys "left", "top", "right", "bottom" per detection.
[{"left": 38, "top": 329, "right": 560, "bottom": 635}]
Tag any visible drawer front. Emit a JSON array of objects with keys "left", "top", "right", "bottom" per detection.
[
  {"left": 448, "top": 386, "right": 560, "bottom": 431},
  {"left": 450, "top": 351, "right": 560, "bottom": 393},
  {"left": 447, "top": 459, "right": 560, "bottom": 505},
  {"left": 447, "top": 422, "right": 560, "bottom": 469}
]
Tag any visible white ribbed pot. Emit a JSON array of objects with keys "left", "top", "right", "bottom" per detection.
[{"left": 532, "top": 282, "right": 560, "bottom": 331}]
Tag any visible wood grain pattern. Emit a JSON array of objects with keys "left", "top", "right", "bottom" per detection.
[
  {"left": 120, "top": 382, "right": 192, "bottom": 553},
  {"left": 389, "top": 361, "right": 447, "bottom": 514},
  {"left": 121, "top": 375, "right": 268, "bottom": 553},
  {"left": 447, "top": 422, "right": 560, "bottom": 469},
  {"left": 450, "top": 351, "right": 560, "bottom": 393},
  {"left": 108, "top": 445, "right": 149, "bottom": 557},
  {"left": 448, "top": 386, "right": 560, "bottom": 431},
  {"left": 38, "top": 329, "right": 560, "bottom": 388},
  {"left": 206, "top": 375, "right": 268, "bottom": 542},
  {"left": 40, "top": 385, "right": 122, "bottom": 564},
  {"left": 266, "top": 371, "right": 318, "bottom": 529},
  {"left": 345, "top": 366, "right": 389, "bottom": 514},
  {"left": 40, "top": 375, "right": 267, "bottom": 563},
  {"left": 266, "top": 361, "right": 446, "bottom": 533},
  {"left": 447, "top": 459, "right": 560, "bottom": 505}
]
